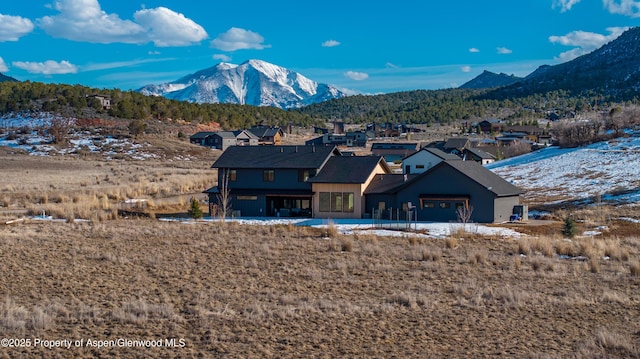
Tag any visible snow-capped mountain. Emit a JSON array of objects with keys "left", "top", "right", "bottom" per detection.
[{"left": 138, "top": 59, "right": 346, "bottom": 109}]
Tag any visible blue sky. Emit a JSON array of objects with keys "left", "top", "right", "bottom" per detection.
[{"left": 1, "top": 0, "right": 639, "bottom": 94}]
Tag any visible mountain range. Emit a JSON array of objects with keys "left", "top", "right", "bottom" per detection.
[
  {"left": 466, "top": 27, "right": 640, "bottom": 100},
  {"left": 459, "top": 71, "right": 522, "bottom": 89},
  {"left": 138, "top": 59, "right": 346, "bottom": 109},
  {"left": 0, "top": 73, "right": 18, "bottom": 83}
]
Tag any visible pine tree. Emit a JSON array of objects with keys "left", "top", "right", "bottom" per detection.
[
  {"left": 188, "top": 197, "right": 203, "bottom": 219},
  {"left": 562, "top": 216, "right": 576, "bottom": 238}
]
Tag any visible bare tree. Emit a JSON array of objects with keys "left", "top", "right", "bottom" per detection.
[
  {"left": 216, "top": 168, "right": 232, "bottom": 221},
  {"left": 456, "top": 202, "right": 473, "bottom": 224},
  {"left": 48, "top": 117, "right": 72, "bottom": 144}
]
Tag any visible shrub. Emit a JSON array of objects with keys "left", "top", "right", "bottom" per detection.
[
  {"left": 188, "top": 197, "right": 203, "bottom": 219},
  {"left": 562, "top": 217, "right": 576, "bottom": 238}
]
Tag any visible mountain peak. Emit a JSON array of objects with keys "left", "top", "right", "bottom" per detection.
[
  {"left": 459, "top": 71, "right": 522, "bottom": 89},
  {"left": 138, "top": 59, "right": 345, "bottom": 109}
]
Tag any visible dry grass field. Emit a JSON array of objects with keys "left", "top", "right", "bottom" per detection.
[{"left": 1, "top": 143, "right": 640, "bottom": 358}]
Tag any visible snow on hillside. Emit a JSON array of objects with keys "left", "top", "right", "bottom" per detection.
[{"left": 486, "top": 132, "right": 640, "bottom": 205}]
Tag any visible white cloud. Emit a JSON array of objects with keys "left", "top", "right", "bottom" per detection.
[
  {"left": 553, "top": 0, "right": 582, "bottom": 12},
  {"left": 322, "top": 40, "right": 340, "bottom": 47},
  {"left": 13, "top": 60, "right": 77, "bottom": 75},
  {"left": 210, "top": 27, "right": 270, "bottom": 52},
  {"left": 36, "top": 0, "right": 206, "bottom": 46},
  {"left": 0, "top": 57, "right": 8, "bottom": 72},
  {"left": 213, "top": 54, "right": 232, "bottom": 62},
  {"left": 148, "top": 50, "right": 160, "bottom": 55},
  {"left": 344, "top": 71, "right": 369, "bottom": 81},
  {"left": 0, "top": 14, "right": 35, "bottom": 41},
  {"left": 134, "top": 7, "right": 207, "bottom": 46},
  {"left": 603, "top": 0, "right": 640, "bottom": 17},
  {"left": 497, "top": 47, "right": 512, "bottom": 54},
  {"left": 385, "top": 62, "right": 399, "bottom": 68},
  {"left": 469, "top": 48, "right": 480, "bottom": 53},
  {"left": 461, "top": 66, "right": 471, "bottom": 73},
  {"left": 549, "top": 27, "right": 628, "bottom": 61}
]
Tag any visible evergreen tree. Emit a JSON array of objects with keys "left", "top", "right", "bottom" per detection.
[
  {"left": 188, "top": 197, "right": 203, "bottom": 219},
  {"left": 562, "top": 216, "right": 576, "bottom": 238}
]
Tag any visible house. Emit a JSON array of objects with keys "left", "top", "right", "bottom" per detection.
[
  {"left": 307, "top": 156, "right": 391, "bottom": 219},
  {"left": 207, "top": 145, "right": 340, "bottom": 217},
  {"left": 365, "top": 160, "right": 523, "bottom": 223},
  {"left": 205, "top": 130, "right": 259, "bottom": 150},
  {"left": 189, "top": 132, "right": 217, "bottom": 145},
  {"left": 88, "top": 94, "right": 111, "bottom": 110},
  {"left": 305, "top": 131, "right": 368, "bottom": 147},
  {"left": 371, "top": 142, "right": 423, "bottom": 163},
  {"left": 402, "top": 148, "right": 460, "bottom": 174},
  {"left": 443, "top": 137, "right": 471, "bottom": 155},
  {"left": 247, "top": 126, "right": 284, "bottom": 146},
  {"left": 478, "top": 119, "right": 503, "bottom": 134},
  {"left": 462, "top": 148, "right": 496, "bottom": 165}
]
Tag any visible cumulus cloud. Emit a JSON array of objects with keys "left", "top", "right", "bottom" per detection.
[
  {"left": 344, "top": 71, "right": 369, "bottom": 81},
  {"left": 213, "top": 54, "right": 232, "bottom": 62},
  {"left": 0, "top": 57, "right": 8, "bottom": 72},
  {"left": 603, "top": 0, "right": 640, "bottom": 17},
  {"left": 549, "top": 27, "right": 628, "bottom": 61},
  {"left": 12, "top": 60, "right": 77, "bottom": 75},
  {"left": 0, "top": 14, "right": 35, "bottom": 41},
  {"left": 497, "top": 47, "right": 512, "bottom": 54},
  {"left": 36, "top": 0, "right": 206, "bottom": 46},
  {"left": 210, "top": 27, "right": 270, "bottom": 51},
  {"left": 553, "top": 0, "right": 582, "bottom": 12},
  {"left": 322, "top": 40, "right": 340, "bottom": 47},
  {"left": 469, "top": 47, "right": 480, "bottom": 53},
  {"left": 134, "top": 7, "right": 207, "bottom": 46},
  {"left": 461, "top": 66, "right": 471, "bottom": 73}
]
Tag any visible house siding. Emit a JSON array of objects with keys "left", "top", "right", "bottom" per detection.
[{"left": 402, "top": 151, "right": 443, "bottom": 174}]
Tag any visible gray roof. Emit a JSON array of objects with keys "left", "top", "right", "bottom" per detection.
[
  {"left": 212, "top": 145, "right": 339, "bottom": 169},
  {"left": 307, "top": 156, "right": 389, "bottom": 184},
  {"left": 364, "top": 160, "right": 522, "bottom": 197},
  {"left": 371, "top": 142, "right": 420, "bottom": 150},
  {"left": 464, "top": 147, "right": 496, "bottom": 160},
  {"left": 444, "top": 137, "right": 470, "bottom": 150},
  {"left": 247, "top": 126, "right": 282, "bottom": 138},
  {"left": 417, "top": 148, "right": 461, "bottom": 161},
  {"left": 190, "top": 132, "right": 217, "bottom": 140},
  {"left": 437, "top": 160, "right": 522, "bottom": 196}
]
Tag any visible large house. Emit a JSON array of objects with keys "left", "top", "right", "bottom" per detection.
[
  {"left": 246, "top": 126, "right": 284, "bottom": 146},
  {"left": 190, "top": 130, "right": 258, "bottom": 150},
  {"left": 206, "top": 146, "right": 524, "bottom": 223},
  {"left": 402, "top": 148, "right": 460, "bottom": 174},
  {"left": 365, "top": 160, "right": 523, "bottom": 223},
  {"left": 305, "top": 131, "right": 368, "bottom": 147}
]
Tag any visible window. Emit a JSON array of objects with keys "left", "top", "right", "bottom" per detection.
[
  {"left": 416, "top": 164, "right": 425, "bottom": 169},
  {"left": 229, "top": 169, "right": 237, "bottom": 181},
  {"left": 378, "top": 201, "right": 386, "bottom": 211},
  {"left": 237, "top": 196, "right": 257, "bottom": 200},
  {"left": 263, "top": 170, "right": 275, "bottom": 182},
  {"left": 422, "top": 201, "right": 435, "bottom": 209},
  {"left": 298, "top": 169, "right": 310, "bottom": 182},
  {"left": 319, "top": 192, "right": 354, "bottom": 213},
  {"left": 331, "top": 192, "right": 342, "bottom": 212},
  {"left": 439, "top": 202, "right": 451, "bottom": 209},
  {"left": 319, "top": 192, "right": 331, "bottom": 212}
]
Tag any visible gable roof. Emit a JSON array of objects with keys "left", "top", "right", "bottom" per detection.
[
  {"left": 464, "top": 147, "right": 496, "bottom": 160},
  {"left": 371, "top": 142, "right": 421, "bottom": 150},
  {"left": 444, "top": 137, "right": 471, "bottom": 150},
  {"left": 190, "top": 131, "right": 217, "bottom": 140},
  {"left": 365, "top": 160, "right": 522, "bottom": 197},
  {"left": 404, "top": 147, "right": 461, "bottom": 161},
  {"left": 212, "top": 145, "right": 340, "bottom": 169},
  {"left": 307, "top": 156, "right": 390, "bottom": 184},
  {"left": 364, "top": 174, "right": 419, "bottom": 194},
  {"left": 247, "top": 126, "right": 282, "bottom": 138}
]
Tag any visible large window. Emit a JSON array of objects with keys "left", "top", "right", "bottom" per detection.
[
  {"left": 263, "top": 170, "right": 275, "bottom": 182},
  {"left": 298, "top": 169, "right": 310, "bottom": 182},
  {"left": 319, "top": 192, "right": 354, "bottom": 213},
  {"left": 229, "top": 169, "right": 237, "bottom": 181}
]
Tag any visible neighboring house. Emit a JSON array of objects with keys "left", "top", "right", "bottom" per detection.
[
  {"left": 402, "top": 148, "right": 460, "bottom": 174},
  {"left": 307, "top": 156, "right": 390, "bottom": 219},
  {"left": 207, "top": 145, "right": 340, "bottom": 217},
  {"left": 478, "top": 119, "right": 503, "bottom": 134},
  {"left": 443, "top": 137, "right": 471, "bottom": 155},
  {"left": 204, "top": 130, "right": 259, "bottom": 150},
  {"left": 462, "top": 148, "right": 496, "bottom": 165},
  {"left": 365, "top": 160, "right": 523, "bottom": 223},
  {"left": 247, "top": 126, "right": 284, "bottom": 146},
  {"left": 189, "top": 132, "right": 217, "bottom": 145},
  {"left": 88, "top": 94, "right": 111, "bottom": 110},
  {"left": 371, "top": 142, "right": 422, "bottom": 163},
  {"left": 305, "top": 131, "right": 368, "bottom": 147}
]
